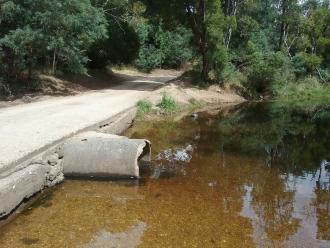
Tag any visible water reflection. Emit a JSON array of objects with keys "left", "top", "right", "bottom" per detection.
[
  {"left": 140, "top": 101, "right": 330, "bottom": 247},
  {"left": 213, "top": 102, "right": 330, "bottom": 247},
  {"left": 135, "top": 101, "right": 330, "bottom": 247},
  {"left": 314, "top": 160, "right": 330, "bottom": 242}
]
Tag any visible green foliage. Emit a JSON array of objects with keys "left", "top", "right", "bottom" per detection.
[
  {"left": 0, "top": 0, "right": 107, "bottom": 83},
  {"left": 134, "top": 22, "right": 193, "bottom": 72},
  {"left": 88, "top": 22, "right": 139, "bottom": 68},
  {"left": 136, "top": 99, "right": 153, "bottom": 118},
  {"left": 250, "top": 30, "right": 271, "bottom": 53},
  {"left": 219, "top": 63, "right": 245, "bottom": 85},
  {"left": 237, "top": 15, "right": 260, "bottom": 39},
  {"left": 156, "top": 25, "right": 194, "bottom": 68},
  {"left": 0, "top": 27, "right": 41, "bottom": 79},
  {"left": 88, "top": 0, "right": 140, "bottom": 68},
  {"left": 272, "top": 76, "right": 330, "bottom": 100},
  {"left": 244, "top": 51, "right": 295, "bottom": 96},
  {"left": 140, "top": 0, "right": 227, "bottom": 80},
  {"left": 1, "top": 0, "right": 330, "bottom": 100},
  {"left": 319, "top": 68, "right": 330, "bottom": 82},
  {"left": 207, "top": 0, "right": 227, "bottom": 77},
  {"left": 293, "top": 52, "right": 323, "bottom": 75},
  {"left": 158, "top": 94, "right": 179, "bottom": 113},
  {"left": 134, "top": 22, "right": 163, "bottom": 71}
]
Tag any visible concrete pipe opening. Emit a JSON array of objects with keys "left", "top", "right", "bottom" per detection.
[{"left": 61, "top": 132, "right": 151, "bottom": 179}]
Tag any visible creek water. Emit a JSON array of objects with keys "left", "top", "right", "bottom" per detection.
[{"left": 0, "top": 102, "right": 329, "bottom": 248}]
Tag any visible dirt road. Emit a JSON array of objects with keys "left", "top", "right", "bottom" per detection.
[{"left": 0, "top": 72, "right": 176, "bottom": 175}]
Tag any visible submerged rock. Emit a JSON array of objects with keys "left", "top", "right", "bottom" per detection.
[
  {"left": 151, "top": 144, "right": 194, "bottom": 178},
  {"left": 155, "top": 144, "right": 194, "bottom": 163},
  {"left": 322, "top": 160, "right": 330, "bottom": 171},
  {"left": 191, "top": 113, "right": 198, "bottom": 120}
]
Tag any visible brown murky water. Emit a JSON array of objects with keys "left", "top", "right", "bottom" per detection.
[{"left": 0, "top": 102, "right": 329, "bottom": 248}]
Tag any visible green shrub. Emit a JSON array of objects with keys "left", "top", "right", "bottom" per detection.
[
  {"left": 156, "top": 25, "right": 193, "bottom": 68},
  {"left": 135, "top": 45, "right": 163, "bottom": 72},
  {"left": 245, "top": 51, "right": 295, "bottom": 97},
  {"left": 88, "top": 22, "right": 140, "bottom": 68},
  {"left": 158, "top": 94, "right": 178, "bottom": 113},
  {"left": 219, "top": 63, "right": 245, "bottom": 85},
  {"left": 273, "top": 76, "right": 330, "bottom": 100},
  {"left": 293, "top": 52, "right": 323, "bottom": 76},
  {"left": 0, "top": 0, "right": 108, "bottom": 80},
  {"left": 134, "top": 22, "right": 193, "bottom": 72},
  {"left": 136, "top": 99, "right": 153, "bottom": 118},
  {"left": 319, "top": 68, "right": 330, "bottom": 83}
]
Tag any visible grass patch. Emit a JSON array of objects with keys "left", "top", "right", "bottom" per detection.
[
  {"left": 109, "top": 64, "right": 144, "bottom": 76},
  {"left": 158, "top": 94, "right": 179, "bottom": 113},
  {"left": 136, "top": 99, "right": 153, "bottom": 118},
  {"left": 187, "top": 98, "right": 204, "bottom": 111}
]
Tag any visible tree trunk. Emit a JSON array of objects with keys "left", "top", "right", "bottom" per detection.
[
  {"left": 200, "top": 0, "right": 209, "bottom": 82},
  {"left": 278, "top": 0, "right": 287, "bottom": 51},
  {"left": 52, "top": 49, "right": 57, "bottom": 74},
  {"left": 28, "top": 47, "right": 33, "bottom": 79},
  {"left": 201, "top": 51, "right": 209, "bottom": 81},
  {"left": 224, "top": 0, "right": 238, "bottom": 49},
  {"left": 185, "top": 0, "right": 209, "bottom": 81}
]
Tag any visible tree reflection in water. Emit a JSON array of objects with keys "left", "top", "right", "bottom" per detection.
[
  {"left": 212, "top": 101, "right": 330, "bottom": 246},
  {"left": 314, "top": 160, "right": 330, "bottom": 241}
]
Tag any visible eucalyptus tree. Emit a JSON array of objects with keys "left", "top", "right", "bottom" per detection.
[{"left": 141, "top": 0, "right": 227, "bottom": 81}]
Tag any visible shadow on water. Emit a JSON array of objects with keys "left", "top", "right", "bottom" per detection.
[
  {"left": 0, "top": 100, "right": 329, "bottom": 248},
  {"left": 18, "top": 191, "right": 56, "bottom": 218},
  {"left": 66, "top": 176, "right": 148, "bottom": 187}
]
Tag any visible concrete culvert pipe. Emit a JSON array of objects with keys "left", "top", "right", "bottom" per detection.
[{"left": 61, "top": 132, "right": 151, "bottom": 178}]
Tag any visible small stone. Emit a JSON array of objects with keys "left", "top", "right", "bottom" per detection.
[
  {"left": 47, "top": 154, "right": 59, "bottom": 166},
  {"left": 22, "top": 96, "right": 33, "bottom": 103},
  {"left": 208, "top": 181, "right": 217, "bottom": 187},
  {"left": 185, "top": 144, "right": 193, "bottom": 152},
  {"left": 191, "top": 113, "right": 198, "bottom": 119}
]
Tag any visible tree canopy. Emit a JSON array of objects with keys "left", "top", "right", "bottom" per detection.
[
  {"left": 0, "top": 0, "right": 107, "bottom": 81},
  {"left": 0, "top": 0, "right": 329, "bottom": 99}
]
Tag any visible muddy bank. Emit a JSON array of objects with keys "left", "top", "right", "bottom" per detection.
[{"left": 149, "top": 79, "right": 244, "bottom": 106}]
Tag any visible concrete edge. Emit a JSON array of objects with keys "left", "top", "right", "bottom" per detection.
[
  {"left": 0, "top": 107, "right": 137, "bottom": 218},
  {"left": 0, "top": 107, "right": 137, "bottom": 179}
]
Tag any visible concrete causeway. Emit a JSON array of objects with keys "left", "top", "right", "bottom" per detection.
[{"left": 0, "top": 74, "right": 174, "bottom": 176}]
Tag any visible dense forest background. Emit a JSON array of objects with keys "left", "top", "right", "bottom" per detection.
[{"left": 0, "top": 0, "right": 329, "bottom": 99}]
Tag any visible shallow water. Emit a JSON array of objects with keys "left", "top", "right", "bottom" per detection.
[{"left": 0, "top": 102, "right": 329, "bottom": 248}]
